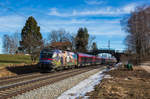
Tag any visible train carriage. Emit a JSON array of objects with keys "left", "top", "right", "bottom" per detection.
[
  {"left": 77, "top": 53, "right": 102, "bottom": 66},
  {"left": 77, "top": 53, "right": 93, "bottom": 66},
  {"left": 38, "top": 48, "right": 116, "bottom": 71}
]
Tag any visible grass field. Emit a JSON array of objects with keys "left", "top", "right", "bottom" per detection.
[{"left": 0, "top": 54, "right": 38, "bottom": 67}]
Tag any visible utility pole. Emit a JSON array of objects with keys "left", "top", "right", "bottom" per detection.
[
  {"left": 108, "top": 40, "right": 110, "bottom": 50},
  {"left": 108, "top": 40, "right": 110, "bottom": 58}
]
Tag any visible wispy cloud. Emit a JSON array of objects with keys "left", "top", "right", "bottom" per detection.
[
  {"left": 39, "top": 18, "right": 125, "bottom": 37},
  {"left": 85, "top": 0, "right": 104, "bottom": 5},
  {"left": 123, "top": 3, "right": 136, "bottom": 13},
  {"left": 48, "top": 8, "right": 62, "bottom": 16},
  {"left": 0, "top": 15, "right": 25, "bottom": 33},
  {"left": 48, "top": 3, "right": 137, "bottom": 17},
  {"left": 40, "top": 18, "right": 120, "bottom": 25},
  {"left": 0, "top": 14, "right": 124, "bottom": 37}
]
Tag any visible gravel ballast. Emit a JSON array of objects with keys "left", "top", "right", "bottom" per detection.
[{"left": 12, "top": 67, "right": 105, "bottom": 99}]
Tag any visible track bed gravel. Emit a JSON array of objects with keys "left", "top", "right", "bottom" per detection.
[{"left": 12, "top": 67, "right": 105, "bottom": 99}]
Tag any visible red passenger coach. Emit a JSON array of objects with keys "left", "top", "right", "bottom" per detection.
[
  {"left": 95, "top": 57, "right": 102, "bottom": 64},
  {"left": 77, "top": 53, "right": 102, "bottom": 66}
]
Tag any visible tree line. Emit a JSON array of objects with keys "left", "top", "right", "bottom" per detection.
[
  {"left": 3, "top": 16, "right": 98, "bottom": 61},
  {"left": 121, "top": 5, "right": 150, "bottom": 63}
]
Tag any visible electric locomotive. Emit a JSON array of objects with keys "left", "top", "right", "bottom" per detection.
[{"left": 38, "top": 49, "right": 78, "bottom": 70}]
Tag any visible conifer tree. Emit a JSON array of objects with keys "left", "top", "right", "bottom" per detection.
[
  {"left": 91, "top": 42, "right": 98, "bottom": 55},
  {"left": 75, "top": 27, "right": 89, "bottom": 52},
  {"left": 92, "top": 42, "right": 98, "bottom": 51},
  {"left": 20, "top": 16, "right": 43, "bottom": 55}
]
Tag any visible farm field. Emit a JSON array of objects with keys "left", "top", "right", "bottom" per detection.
[
  {"left": 0, "top": 54, "right": 38, "bottom": 68},
  {"left": 0, "top": 54, "right": 40, "bottom": 77},
  {"left": 87, "top": 66, "right": 150, "bottom": 99}
]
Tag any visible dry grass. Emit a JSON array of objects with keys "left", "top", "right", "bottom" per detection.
[{"left": 87, "top": 67, "right": 150, "bottom": 99}]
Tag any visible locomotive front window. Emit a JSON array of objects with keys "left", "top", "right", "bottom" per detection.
[{"left": 40, "top": 53, "right": 53, "bottom": 58}]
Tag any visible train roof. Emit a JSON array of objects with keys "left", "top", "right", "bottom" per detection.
[
  {"left": 78, "top": 53, "right": 96, "bottom": 58},
  {"left": 41, "top": 49, "right": 101, "bottom": 58},
  {"left": 41, "top": 49, "right": 75, "bottom": 54}
]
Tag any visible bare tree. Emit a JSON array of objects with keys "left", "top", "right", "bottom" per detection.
[
  {"left": 48, "top": 29, "right": 71, "bottom": 43},
  {"left": 88, "top": 35, "right": 96, "bottom": 50},
  {"left": 47, "top": 29, "right": 76, "bottom": 51},
  {"left": 69, "top": 33, "right": 76, "bottom": 51},
  {"left": 47, "top": 28, "right": 95, "bottom": 52},
  {"left": 121, "top": 5, "right": 150, "bottom": 63},
  {"left": 3, "top": 33, "right": 20, "bottom": 54},
  {"left": 3, "top": 34, "right": 10, "bottom": 53}
]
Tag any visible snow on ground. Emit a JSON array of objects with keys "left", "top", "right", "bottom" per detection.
[{"left": 57, "top": 69, "right": 107, "bottom": 99}]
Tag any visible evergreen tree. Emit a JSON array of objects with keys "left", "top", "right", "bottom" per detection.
[
  {"left": 91, "top": 42, "right": 98, "bottom": 55},
  {"left": 75, "top": 27, "right": 89, "bottom": 52},
  {"left": 92, "top": 42, "right": 98, "bottom": 51},
  {"left": 20, "top": 16, "right": 43, "bottom": 54}
]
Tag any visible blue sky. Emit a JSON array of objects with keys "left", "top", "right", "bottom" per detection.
[{"left": 0, "top": 0, "right": 150, "bottom": 53}]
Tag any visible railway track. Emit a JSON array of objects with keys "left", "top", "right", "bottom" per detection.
[
  {"left": 0, "top": 73, "right": 42, "bottom": 86},
  {"left": 0, "top": 66, "right": 102, "bottom": 99},
  {"left": 0, "top": 66, "right": 98, "bottom": 86},
  {"left": 0, "top": 72, "right": 41, "bottom": 80},
  {"left": 0, "top": 67, "right": 87, "bottom": 86}
]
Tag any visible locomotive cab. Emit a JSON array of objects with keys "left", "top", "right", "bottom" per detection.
[{"left": 38, "top": 49, "right": 54, "bottom": 71}]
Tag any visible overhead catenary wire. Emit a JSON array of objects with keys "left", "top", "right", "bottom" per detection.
[
  {"left": 0, "top": 3, "right": 49, "bottom": 31},
  {"left": 0, "top": 2, "right": 51, "bottom": 54}
]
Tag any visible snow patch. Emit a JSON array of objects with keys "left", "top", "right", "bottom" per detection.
[
  {"left": 104, "top": 74, "right": 112, "bottom": 79},
  {"left": 57, "top": 69, "right": 107, "bottom": 99}
]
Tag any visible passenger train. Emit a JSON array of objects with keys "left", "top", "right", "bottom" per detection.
[{"left": 38, "top": 48, "right": 116, "bottom": 71}]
